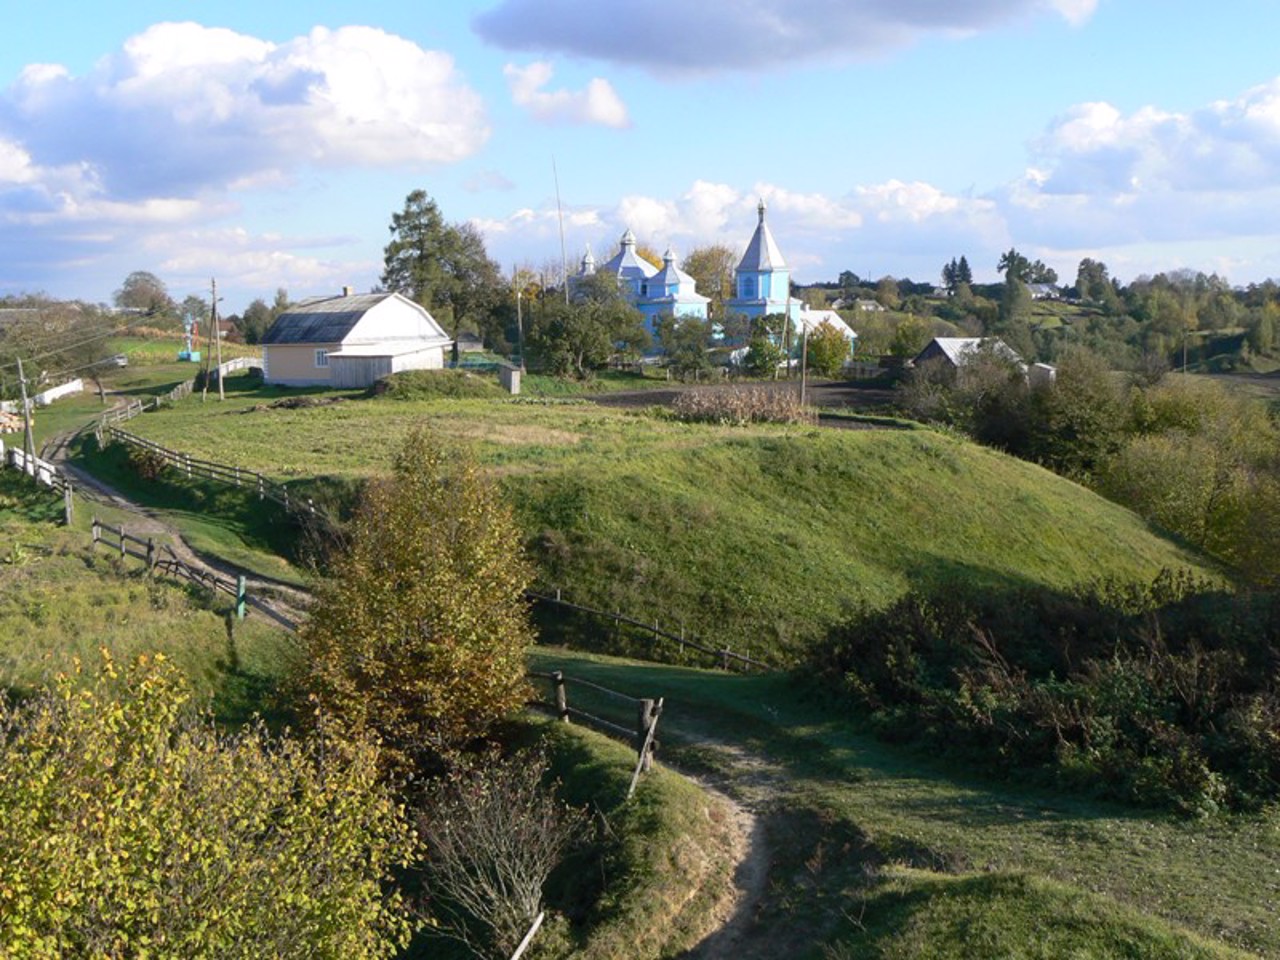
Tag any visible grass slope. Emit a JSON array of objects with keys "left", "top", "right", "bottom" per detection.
[
  {"left": 91, "top": 377, "right": 1218, "bottom": 655},
  {"left": 529, "top": 648, "right": 1278, "bottom": 958},
  {"left": 0, "top": 470, "right": 296, "bottom": 723}
]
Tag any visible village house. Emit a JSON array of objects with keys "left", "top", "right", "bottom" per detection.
[
  {"left": 911, "top": 336, "right": 1055, "bottom": 386},
  {"left": 262, "top": 289, "right": 452, "bottom": 388}
]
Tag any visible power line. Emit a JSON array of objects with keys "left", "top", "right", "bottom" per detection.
[{"left": 0, "top": 310, "right": 163, "bottom": 373}]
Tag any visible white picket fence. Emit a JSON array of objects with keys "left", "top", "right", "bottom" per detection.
[{"left": 0, "top": 378, "right": 83, "bottom": 414}]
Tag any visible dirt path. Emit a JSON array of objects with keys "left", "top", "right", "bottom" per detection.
[
  {"left": 41, "top": 426, "right": 311, "bottom": 629},
  {"left": 652, "top": 719, "right": 826, "bottom": 960}
]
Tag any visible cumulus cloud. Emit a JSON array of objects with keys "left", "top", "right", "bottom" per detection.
[
  {"left": 1, "top": 22, "right": 489, "bottom": 202},
  {"left": 474, "top": 0, "right": 1095, "bottom": 73},
  {"left": 503, "top": 61, "right": 629, "bottom": 127},
  {"left": 0, "top": 22, "right": 490, "bottom": 305},
  {"left": 1007, "top": 77, "right": 1280, "bottom": 252},
  {"left": 474, "top": 176, "right": 1006, "bottom": 287},
  {"left": 153, "top": 226, "right": 371, "bottom": 296}
]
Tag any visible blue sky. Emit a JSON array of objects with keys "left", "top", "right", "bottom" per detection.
[{"left": 4, "top": 0, "right": 1280, "bottom": 313}]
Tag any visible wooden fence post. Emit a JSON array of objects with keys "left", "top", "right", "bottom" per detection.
[
  {"left": 146, "top": 538, "right": 156, "bottom": 573},
  {"left": 627, "top": 697, "right": 663, "bottom": 799},
  {"left": 636, "top": 699, "right": 656, "bottom": 772},
  {"left": 91, "top": 517, "right": 99, "bottom": 547},
  {"left": 236, "top": 575, "right": 246, "bottom": 620},
  {"left": 552, "top": 671, "right": 568, "bottom": 722},
  {"left": 118, "top": 526, "right": 126, "bottom": 559},
  {"left": 63, "top": 484, "right": 73, "bottom": 526}
]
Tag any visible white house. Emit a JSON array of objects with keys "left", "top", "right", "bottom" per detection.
[{"left": 262, "top": 291, "right": 452, "bottom": 388}]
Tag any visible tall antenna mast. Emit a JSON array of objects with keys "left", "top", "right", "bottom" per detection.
[{"left": 553, "top": 156, "right": 569, "bottom": 305}]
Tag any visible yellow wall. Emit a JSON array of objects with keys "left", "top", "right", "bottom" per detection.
[{"left": 264, "top": 344, "right": 333, "bottom": 385}]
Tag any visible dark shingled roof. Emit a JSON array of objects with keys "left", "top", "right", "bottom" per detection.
[{"left": 262, "top": 293, "right": 391, "bottom": 345}]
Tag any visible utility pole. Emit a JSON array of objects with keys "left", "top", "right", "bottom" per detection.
[
  {"left": 16, "top": 356, "right": 34, "bottom": 475},
  {"left": 212, "top": 278, "right": 225, "bottom": 400},
  {"left": 516, "top": 289, "right": 525, "bottom": 371},
  {"left": 800, "top": 321, "right": 809, "bottom": 406},
  {"left": 782, "top": 294, "right": 792, "bottom": 379}
]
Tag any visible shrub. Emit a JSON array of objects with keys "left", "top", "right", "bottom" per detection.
[
  {"left": 0, "top": 652, "right": 418, "bottom": 958},
  {"left": 296, "top": 426, "right": 535, "bottom": 777},
  {"left": 671, "top": 387, "right": 817, "bottom": 426},
  {"left": 419, "top": 747, "right": 589, "bottom": 956},
  {"left": 808, "top": 577, "right": 1280, "bottom": 812}
]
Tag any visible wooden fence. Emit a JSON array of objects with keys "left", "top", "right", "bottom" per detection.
[
  {"left": 527, "top": 588, "right": 771, "bottom": 672},
  {"left": 100, "top": 425, "right": 334, "bottom": 529},
  {"left": 528, "top": 669, "right": 663, "bottom": 799},
  {"left": 91, "top": 357, "right": 261, "bottom": 438},
  {"left": 90, "top": 517, "right": 298, "bottom": 633}
]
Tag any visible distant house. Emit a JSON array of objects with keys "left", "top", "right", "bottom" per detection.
[
  {"left": 796, "top": 308, "right": 858, "bottom": 349},
  {"left": 455, "top": 331, "right": 485, "bottom": 353},
  {"left": 262, "top": 290, "right": 452, "bottom": 388},
  {"left": 911, "top": 337, "right": 1023, "bottom": 371},
  {"left": 1027, "top": 283, "right": 1059, "bottom": 300}
]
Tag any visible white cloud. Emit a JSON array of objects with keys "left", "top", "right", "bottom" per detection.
[
  {"left": 475, "top": 176, "right": 1007, "bottom": 287},
  {"left": 474, "top": 0, "right": 1097, "bottom": 73},
  {"left": 2, "top": 22, "right": 489, "bottom": 202},
  {"left": 503, "top": 61, "right": 629, "bottom": 127},
  {"left": 1044, "top": 0, "right": 1098, "bottom": 27},
  {"left": 154, "top": 226, "right": 370, "bottom": 297}
]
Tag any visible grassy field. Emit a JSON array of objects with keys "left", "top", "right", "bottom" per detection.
[
  {"left": 90, "top": 371, "right": 1220, "bottom": 655},
  {"left": 530, "top": 648, "right": 1278, "bottom": 958},
  {"left": 0, "top": 469, "right": 296, "bottom": 723}
]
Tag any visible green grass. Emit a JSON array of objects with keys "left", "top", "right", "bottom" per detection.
[
  {"left": 523, "top": 367, "right": 674, "bottom": 397},
  {"left": 536, "top": 718, "right": 738, "bottom": 959},
  {"left": 108, "top": 335, "right": 261, "bottom": 366},
  {"left": 528, "top": 648, "right": 1278, "bottom": 958},
  {"left": 834, "top": 869, "right": 1253, "bottom": 959},
  {"left": 0, "top": 469, "right": 297, "bottom": 724},
  {"left": 81, "top": 373, "right": 1220, "bottom": 654}
]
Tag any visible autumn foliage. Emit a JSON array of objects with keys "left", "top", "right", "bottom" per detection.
[
  {"left": 297, "top": 427, "right": 534, "bottom": 776},
  {"left": 0, "top": 652, "right": 417, "bottom": 957}
]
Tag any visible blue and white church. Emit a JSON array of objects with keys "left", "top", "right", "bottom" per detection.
[
  {"left": 723, "top": 199, "right": 802, "bottom": 323},
  {"left": 576, "top": 199, "right": 853, "bottom": 348},
  {"left": 576, "top": 229, "right": 709, "bottom": 333}
]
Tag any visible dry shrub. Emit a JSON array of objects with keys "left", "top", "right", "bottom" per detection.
[{"left": 672, "top": 387, "right": 817, "bottom": 426}]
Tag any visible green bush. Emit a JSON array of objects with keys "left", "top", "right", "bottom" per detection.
[
  {"left": 808, "top": 575, "right": 1280, "bottom": 813},
  {"left": 0, "top": 652, "right": 418, "bottom": 957}
]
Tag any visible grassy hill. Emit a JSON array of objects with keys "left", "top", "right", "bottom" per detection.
[
  {"left": 84, "top": 373, "right": 1219, "bottom": 657},
  {"left": 0, "top": 470, "right": 295, "bottom": 722},
  {"left": 531, "top": 648, "right": 1278, "bottom": 958}
]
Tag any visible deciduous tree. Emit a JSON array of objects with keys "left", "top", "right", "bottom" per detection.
[
  {"left": 526, "top": 298, "right": 649, "bottom": 379},
  {"left": 804, "top": 321, "right": 850, "bottom": 377},
  {"left": 0, "top": 653, "right": 418, "bottom": 958},
  {"left": 297, "top": 427, "right": 535, "bottom": 776},
  {"left": 113, "top": 270, "right": 174, "bottom": 315},
  {"left": 682, "top": 244, "right": 736, "bottom": 318}
]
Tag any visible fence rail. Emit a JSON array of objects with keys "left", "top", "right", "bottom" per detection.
[
  {"left": 101, "top": 425, "right": 332, "bottom": 528},
  {"left": 90, "top": 518, "right": 298, "bottom": 632},
  {"left": 528, "top": 669, "right": 662, "bottom": 798},
  {"left": 526, "top": 588, "right": 771, "bottom": 672}
]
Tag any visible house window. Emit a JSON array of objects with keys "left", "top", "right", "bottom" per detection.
[{"left": 315, "top": 349, "right": 329, "bottom": 368}]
